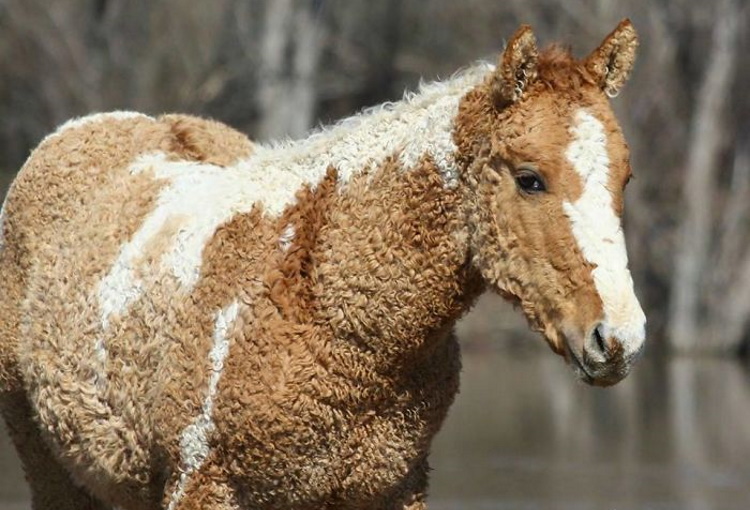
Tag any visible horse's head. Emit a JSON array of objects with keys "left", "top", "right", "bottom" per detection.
[{"left": 456, "top": 20, "right": 645, "bottom": 386}]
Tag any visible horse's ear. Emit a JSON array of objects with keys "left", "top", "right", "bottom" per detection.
[
  {"left": 585, "top": 19, "right": 639, "bottom": 98},
  {"left": 491, "top": 25, "right": 539, "bottom": 108}
]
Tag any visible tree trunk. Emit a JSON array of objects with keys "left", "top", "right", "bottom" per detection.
[
  {"left": 667, "top": 0, "right": 740, "bottom": 352},
  {"left": 257, "top": 0, "right": 322, "bottom": 140}
]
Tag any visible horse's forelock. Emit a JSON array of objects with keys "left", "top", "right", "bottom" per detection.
[{"left": 534, "top": 45, "right": 597, "bottom": 95}]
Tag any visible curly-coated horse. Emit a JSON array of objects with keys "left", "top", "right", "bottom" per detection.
[{"left": 0, "top": 21, "right": 644, "bottom": 510}]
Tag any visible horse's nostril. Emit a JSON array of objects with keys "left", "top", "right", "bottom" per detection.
[
  {"left": 585, "top": 323, "right": 610, "bottom": 361},
  {"left": 593, "top": 324, "right": 606, "bottom": 354}
]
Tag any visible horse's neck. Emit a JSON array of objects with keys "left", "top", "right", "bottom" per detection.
[
  {"left": 294, "top": 67, "right": 490, "bottom": 360},
  {"left": 306, "top": 125, "right": 485, "bottom": 364},
  {"left": 310, "top": 157, "right": 482, "bottom": 364}
]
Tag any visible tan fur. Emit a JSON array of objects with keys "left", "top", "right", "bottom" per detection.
[
  {"left": 0, "top": 22, "right": 641, "bottom": 510},
  {"left": 189, "top": 160, "right": 477, "bottom": 509},
  {"left": 162, "top": 114, "right": 256, "bottom": 166}
]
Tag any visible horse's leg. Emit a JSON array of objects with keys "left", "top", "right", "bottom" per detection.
[
  {"left": 399, "top": 457, "right": 430, "bottom": 510},
  {"left": 1, "top": 391, "right": 110, "bottom": 510}
]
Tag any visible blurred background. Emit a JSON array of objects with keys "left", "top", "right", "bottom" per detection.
[{"left": 0, "top": 0, "right": 749, "bottom": 509}]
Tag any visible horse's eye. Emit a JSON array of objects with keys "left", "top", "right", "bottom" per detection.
[{"left": 515, "top": 170, "right": 546, "bottom": 194}]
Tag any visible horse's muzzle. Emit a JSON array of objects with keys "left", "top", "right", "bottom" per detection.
[{"left": 565, "top": 322, "right": 645, "bottom": 387}]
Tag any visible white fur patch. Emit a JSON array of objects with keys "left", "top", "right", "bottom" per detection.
[
  {"left": 563, "top": 109, "right": 646, "bottom": 351},
  {"left": 279, "top": 224, "right": 295, "bottom": 252},
  {"left": 43, "top": 111, "right": 151, "bottom": 144},
  {"left": 98, "top": 153, "right": 239, "bottom": 327},
  {"left": 167, "top": 301, "right": 240, "bottom": 510}
]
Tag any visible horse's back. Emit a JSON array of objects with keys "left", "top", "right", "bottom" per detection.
[
  {"left": 0, "top": 111, "right": 253, "bottom": 506},
  {"left": 4, "top": 112, "right": 254, "bottom": 264}
]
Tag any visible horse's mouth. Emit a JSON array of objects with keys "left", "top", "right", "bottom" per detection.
[{"left": 560, "top": 333, "right": 595, "bottom": 385}]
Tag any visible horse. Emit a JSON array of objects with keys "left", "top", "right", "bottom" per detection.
[{"left": 0, "top": 21, "right": 645, "bottom": 510}]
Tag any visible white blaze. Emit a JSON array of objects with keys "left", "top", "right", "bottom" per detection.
[{"left": 562, "top": 109, "right": 646, "bottom": 351}]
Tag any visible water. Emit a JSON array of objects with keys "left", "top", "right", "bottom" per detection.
[
  {"left": 428, "top": 351, "right": 750, "bottom": 510},
  {"left": 2, "top": 351, "right": 750, "bottom": 509}
]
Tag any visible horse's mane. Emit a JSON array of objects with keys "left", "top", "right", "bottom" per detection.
[{"left": 260, "top": 63, "right": 492, "bottom": 151}]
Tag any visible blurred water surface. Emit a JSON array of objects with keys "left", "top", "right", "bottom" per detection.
[
  {"left": 2, "top": 350, "right": 750, "bottom": 509},
  {"left": 429, "top": 350, "right": 750, "bottom": 510}
]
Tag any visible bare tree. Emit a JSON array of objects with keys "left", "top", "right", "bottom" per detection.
[
  {"left": 667, "top": 0, "right": 747, "bottom": 352},
  {"left": 256, "top": 0, "right": 323, "bottom": 140}
]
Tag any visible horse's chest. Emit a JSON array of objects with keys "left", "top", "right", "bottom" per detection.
[{"left": 222, "top": 334, "right": 461, "bottom": 508}]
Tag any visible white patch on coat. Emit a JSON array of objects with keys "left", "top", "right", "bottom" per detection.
[
  {"left": 278, "top": 224, "right": 295, "bottom": 252},
  {"left": 43, "top": 111, "right": 151, "bottom": 144},
  {"left": 96, "top": 64, "right": 492, "bottom": 326},
  {"left": 562, "top": 109, "right": 646, "bottom": 352},
  {"left": 98, "top": 153, "right": 278, "bottom": 325},
  {"left": 167, "top": 300, "right": 240, "bottom": 510}
]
